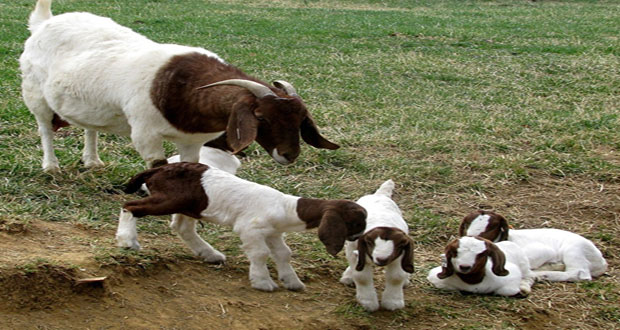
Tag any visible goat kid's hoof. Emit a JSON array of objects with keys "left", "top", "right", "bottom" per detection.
[
  {"left": 339, "top": 276, "right": 355, "bottom": 287},
  {"left": 381, "top": 299, "right": 405, "bottom": 311},
  {"left": 43, "top": 164, "right": 61, "bottom": 173},
  {"left": 116, "top": 236, "right": 141, "bottom": 250},
  {"left": 83, "top": 158, "right": 105, "bottom": 168},
  {"left": 358, "top": 299, "right": 380, "bottom": 312},
  {"left": 198, "top": 250, "right": 226, "bottom": 264},
  {"left": 282, "top": 279, "right": 305, "bottom": 291},
  {"left": 251, "top": 278, "right": 279, "bottom": 292}
]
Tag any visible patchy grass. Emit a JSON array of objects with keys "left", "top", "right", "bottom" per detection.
[{"left": 0, "top": 0, "right": 619, "bottom": 329}]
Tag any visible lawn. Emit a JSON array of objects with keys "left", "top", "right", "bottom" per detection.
[{"left": 1, "top": 0, "right": 619, "bottom": 328}]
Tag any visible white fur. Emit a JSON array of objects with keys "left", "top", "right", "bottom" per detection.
[
  {"left": 339, "top": 179, "right": 410, "bottom": 312},
  {"left": 117, "top": 167, "right": 326, "bottom": 292},
  {"left": 427, "top": 237, "right": 535, "bottom": 297},
  {"left": 465, "top": 223, "right": 608, "bottom": 282},
  {"left": 21, "top": 1, "right": 226, "bottom": 171},
  {"left": 466, "top": 214, "right": 491, "bottom": 237}
]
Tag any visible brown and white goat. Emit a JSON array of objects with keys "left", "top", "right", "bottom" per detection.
[
  {"left": 459, "top": 210, "right": 608, "bottom": 282},
  {"left": 116, "top": 162, "right": 367, "bottom": 291},
  {"left": 20, "top": 0, "right": 338, "bottom": 172},
  {"left": 339, "top": 180, "right": 414, "bottom": 311},
  {"left": 427, "top": 236, "right": 535, "bottom": 297}
]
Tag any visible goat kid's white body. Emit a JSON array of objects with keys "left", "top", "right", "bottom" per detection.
[
  {"left": 117, "top": 167, "right": 308, "bottom": 292},
  {"left": 465, "top": 215, "right": 608, "bottom": 282},
  {"left": 21, "top": 2, "right": 225, "bottom": 171},
  {"left": 340, "top": 180, "right": 410, "bottom": 311},
  {"left": 427, "top": 240, "right": 535, "bottom": 297}
]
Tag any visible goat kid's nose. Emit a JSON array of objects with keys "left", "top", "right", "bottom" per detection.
[
  {"left": 374, "top": 257, "right": 389, "bottom": 266},
  {"left": 459, "top": 265, "right": 472, "bottom": 273}
]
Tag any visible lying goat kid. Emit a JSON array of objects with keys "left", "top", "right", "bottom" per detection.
[
  {"left": 116, "top": 162, "right": 367, "bottom": 291},
  {"left": 427, "top": 236, "right": 535, "bottom": 297},
  {"left": 459, "top": 210, "right": 608, "bottom": 282},
  {"left": 339, "top": 180, "right": 414, "bottom": 312},
  {"left": 21, "top": 0, "right": 338, "bottom": 172}
]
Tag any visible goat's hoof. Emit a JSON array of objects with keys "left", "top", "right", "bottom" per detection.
[
  {"left": 43, "top": 164, "right": 61, "bottom": 173},
  {"left": 116, "top": 236, "right": 141, "bottom": 250},
  {"left": 198, "top": 250, "right": 226, "bottom": 264},
  {"left": 283, "top": 280, "right": 305, "bottom": 291},
  {"left": 83, "top": 158, "right": 105, "bottom": 168},
  {"left": 358, "top": 300, "right": 380, "bottom": 312},
  {"left": 251, "top": 278, "right": 279, "bottom": 292},
  {"left": 339, "top": 276, "right": 355, "bottom": 287},
  {"left": 381, "top": 299, "right": 405, "bottom": 311}
]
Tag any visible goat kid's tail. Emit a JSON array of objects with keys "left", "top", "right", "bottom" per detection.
[
  {"left": 29, "top": 0, "right": 52, "bottom": 32},
  {"left": 374, "top": 179, "right": 395, "bottom": 197},
  {"left": 124, "top": 168, "right": 162, "bottom": 194}
]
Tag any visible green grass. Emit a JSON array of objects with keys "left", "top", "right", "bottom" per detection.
[{"left": 1, "top": 0, "right": 619, "bottom": 328}]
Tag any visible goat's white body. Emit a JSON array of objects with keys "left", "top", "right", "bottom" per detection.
[
  {"left": 507, "top": 229, "right": 607, "bottom": 282},
  {"left": 117, "top": 167, "right": 308, "bottom": 291},
  {"left": 21, "top": 5, "right": 225, "bottom": 171},
  {"left": 339, "top": 180, "right": 410, "bottom": 311},
  {"left": 427, "top": 241, "right": 535, "bottom": 297}
]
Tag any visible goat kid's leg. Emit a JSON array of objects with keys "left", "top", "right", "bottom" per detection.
[
  {"left": 239, "top": 231, "right": 278, "bottom": 291},
  {"left": 82, "top": 129, "right": 104, "bottom": 168},
  {"left": 535, "top": 250, "right": 592, "bottom": 282},
  {"left": 23, "top": 86, "right": 60, "bottom": 172},
  {"left": 170, "top": 214, "right": 225, "bottom": 264},
  {"left": 175, "top": 142, "right": 202, "bottom": 163},
  {"left": 339, "top": 241, "right": 357, "bottom": 287},
  {"left": 266, "top": 234, "right": 304, "bottom": 291},
  {"left": 353, "top": 263, "right": 379, "bottom": 312},
  {"left": 115, "top": 209, "right": 141, "bottom": 250},
  {"left": 380, "top": 257, "right": 408, "bottom": 311}
]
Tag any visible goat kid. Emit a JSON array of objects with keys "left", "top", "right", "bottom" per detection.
[
  {"left": 459, "top": 210, "right": 608, "bottom": 282},
  {"left": 427, "top": 236, "right": 535, "bottom": 297},
  {"left": 339, "top": 180, "right": 414, "bottom": 312},
  {"left": 116, "top": 162, "right": 367, "bottom": 291},
  {"left": 21, "top": 0, "right": 338, "bottom": 172}
]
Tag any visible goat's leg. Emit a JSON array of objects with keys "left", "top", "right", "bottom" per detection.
[
  {"left": 115, "top": 208, "right": 141, "bottom": 250},
  {"left": 82, "top": 129, "right": 104, "bottom": 168},
  {"left": 239, "top": 231, "right": 278, "bottom": 291},
  {"left": 170, "top": 214, "right": 225, "bottom": 264},
  {"left": 175, "top": 142, "right": 202, "bottom": 163},
  {"left": 266, "top": 233, "right": 304, "bottom": 291},
  {"left": 352, "top": 262, "right": 379, "bottom": 312},
  {"left": 339, "top": 241, "right": 357, "bottom": 287},
  {"left": 23, "top": 88, "right": 60, "bottom": 172},
  {"left": 380, "top": 256, "right": 409, "bottom": 310},
  {"left": 534, "top": 250, "right": 592, "bottom": 282},
  {"left": 130, "top": 129, "right": 166, "bottom": 168}
]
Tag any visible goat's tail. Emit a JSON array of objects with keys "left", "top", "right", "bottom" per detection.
[
  {"left": 123, "top": 168, "right": 161, "bottom": 194},
  {"left": 29, "top": 0, "right": 53, "bottom": 32},
  {"left": 374, "top": 179, "right": 395, "bottom": 197}
]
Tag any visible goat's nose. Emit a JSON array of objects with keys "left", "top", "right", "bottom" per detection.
[
  {"left": 281, "top": 150, "right": 299, "bottom": 162},
  {"left": 374, "top": 257, "right": 388, "bottom": 266},
  {"left": 459, "top": 265, "right": 472, "bottom": 273}
]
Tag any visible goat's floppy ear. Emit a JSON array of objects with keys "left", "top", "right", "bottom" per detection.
[
  {"left": 458, "top": 216, "right": 468, "bottom": 237},
  {"left": 301, "top": 114, "right": 339, "bottom": 150},
  {"left": 437, "top": 251, "right": 454, "bottom": 279},
  {"left": 355, "top": 235, "right": 368, "bottom": 271},
  {"left": 227, "top": 100, "right": 258, "bottom": 153},
  {"left": 318, "top": 210, "right": 346, "bottom": 256},
  {"left": 401, "top": 236, "right": 415, "bottom": 273},
  {"left": 497, "top": 214, "right": 510, "bottom": 242},
  {"left": 486, "top": 241, "right": 509, "bottom": 276}
]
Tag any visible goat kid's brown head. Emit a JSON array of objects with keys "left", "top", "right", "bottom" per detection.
[
  {"left": 199, "top": 79, "right": 339, "bottom": 165},
  {"left": 437, "top": 236, "right": 508, "bottom": 280},
  {"left": 355, "top": 227, "right": 414, "bottom": 273},
  {"left": 317, "top": 201, "right": 367, "bottom": 257},
  {"left": 459, "top": 210, "right": 510, "bottom": 242}
]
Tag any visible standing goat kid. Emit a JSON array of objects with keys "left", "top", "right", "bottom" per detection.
[
  {"left": 339, "top": 180, "right": 414, "bottom": 312},
  {"left": 427, "top": 236, "right": 535, "bottom": 297},
  {"left": 116, "top": 162, "right": 367, "bottom": 292},
  {"left": 459, "top": 210, "right": 608, "bottom": 282},
  {"left": 21, "top": 0, "right": 338, "bottom": 172}
]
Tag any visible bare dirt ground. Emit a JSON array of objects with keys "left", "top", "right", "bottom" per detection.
[{"left": 1, "top": 176, "right": 618, "bottom": 329}]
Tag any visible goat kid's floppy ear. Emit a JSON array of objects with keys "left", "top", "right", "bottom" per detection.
[
  {"left": 227, "top": 101, "right": 259, "bottom": 153},
  {"left": 318, "top": 210, "right": 347, "bottom": 257},
  {"left": 486, "top": 241, "right": 509, "bottom": 276},
  {"left": 401, "top": 237, "right": 415, "bottom": 274},
  {"left": 300, "top": 114, "right": 340, "bottom": 150},
  {"left": 437, "top": 252, "right": 454, "bottom": 279},
  {"left": 498, "top": 214, "right": 510, "bottom": 242},
  {"left": 355, "top": 235, "right": 368, "bottom": 271}
]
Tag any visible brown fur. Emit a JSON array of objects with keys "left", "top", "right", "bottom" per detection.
[
  {"left": 437, "top": 237, "right": 508, "bottom": 284},
  {"left": 459, "top": 210, "right": 510, "bottom": 242},
  {"left": 355, "top": 227, "right": 414, "bottom": 273},
  {"left": 150, "top": 53, "right": 338, "bottom": 160},
  {"left": 296, "top": 198, "right": 367, "bottom": 256},
  {"left": 51, "top": 113, "right": 70, "bottom": 131}
]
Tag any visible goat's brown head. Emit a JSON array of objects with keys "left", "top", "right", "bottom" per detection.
[
  {"left": 356, "top": 227, "right": 414, "bottom": 273},
  {"left": 459, "top": 210, "right": 509, "bottom": 242},
  {"left": 437, "top": 236, "right": 509, "bottom": 283},
  {"left": 296, "top": 199, "right": 367, "bottom": 257},
  {"left": 199, "top": 79, "right": 339, "bottom": 165}
]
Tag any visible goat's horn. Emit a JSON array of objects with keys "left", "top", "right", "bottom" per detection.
[
  {"left": 272, "top": 80, "right": 298, "bottom": 96},
  {"left": 197, "top": 79, "right": 276, "bottom": 98}
]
